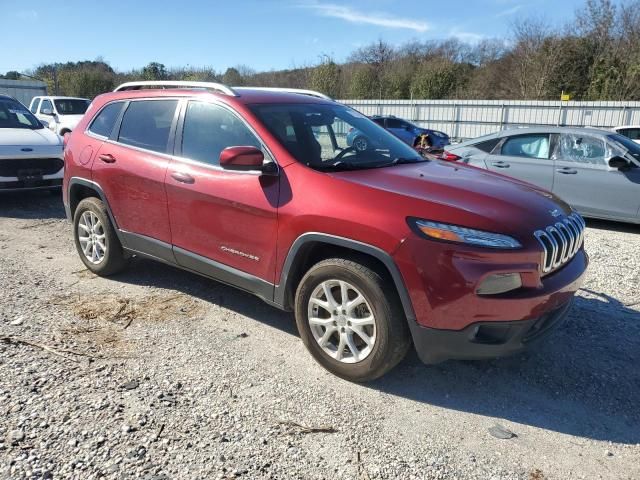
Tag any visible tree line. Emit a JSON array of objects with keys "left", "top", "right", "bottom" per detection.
[{"left": 2, "top": 0, "right": 639, "bottom": 101}]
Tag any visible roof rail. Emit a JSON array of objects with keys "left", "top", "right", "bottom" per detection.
[
  {"left": 234, "top": 87, "right": 333, "bottom": 101},
  {"left": 114, "top": 81, "right": 238, "bottom": 96}
]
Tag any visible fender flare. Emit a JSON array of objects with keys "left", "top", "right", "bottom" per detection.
[
  {"left": 274, "top": 232, "right": 416, "bottom": 323},
  {"left": 67, "top": 177, "right": 121, "bottom": 235}
]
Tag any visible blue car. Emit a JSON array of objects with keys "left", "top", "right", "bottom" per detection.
[{"left": 347, "top": 115, "right": 450, "bottom": 151}]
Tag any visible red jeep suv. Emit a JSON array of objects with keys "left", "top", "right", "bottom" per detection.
[{"left": 63, "top": 81, "right": 588, "bottom": 381}]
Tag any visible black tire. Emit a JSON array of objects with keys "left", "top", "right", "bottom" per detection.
[
  {"left": 73, "top": 197, "right": 127, "bottom": 276},
  {"left": 294, "top": 258, "right": 411, "bottom": 382},
  {"left": 352, "top": 136, "right": 369, "bottom": 152}
]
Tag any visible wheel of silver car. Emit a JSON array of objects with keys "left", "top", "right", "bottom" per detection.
[
  {"left": 73, "top": 197, "right": 128, "bottom": 276},
  {"left": 307, "top": 279, "right": 377, "bottom": 363},
  {"left": 77, "top": 211, "right": 107, "bottom": 265},
  {"left": 353, "top": 136, "right": 368, "bottom": 152}
]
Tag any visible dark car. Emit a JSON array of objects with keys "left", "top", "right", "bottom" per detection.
[
  {"left": 63, "top": 81, "right": 587, "bottom": 382},
  {"left": 347, "top": 115, "right": 450, "bottom": 151}
]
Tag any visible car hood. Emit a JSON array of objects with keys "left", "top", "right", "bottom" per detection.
[
  {"left": 330, "top": 160, "right": 572, "bottom": 234},
  {"left": 0, "top": 127, "right": 61, "bottom": 146}
]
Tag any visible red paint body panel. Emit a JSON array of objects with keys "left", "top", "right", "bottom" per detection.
[
  {"left": 165, "top": 159, "right": 279, "bottom": 281},
  {"left": 63, "top": 87, "right": 588, "bottom": 341},
  {"left": 92, "top": 141, "right": 172, "bottom": 243}
]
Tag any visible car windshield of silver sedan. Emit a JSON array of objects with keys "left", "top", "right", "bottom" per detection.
[
  {"left": 0, "top": 99, "right": 43, "bottom": 129},
  {"left": 250, "top": 103, "right": 424, "bottom": 171},
  {"left": 609, "top": 133, "right": 640, "bottom": 161}
]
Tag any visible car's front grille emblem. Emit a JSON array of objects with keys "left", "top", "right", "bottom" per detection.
[{"left": 534, "top": 212, "right": 585, "bottom": 275}]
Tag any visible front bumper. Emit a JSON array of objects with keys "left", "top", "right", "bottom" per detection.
[
  {"left": 393, "top": 232, "right": 588, "bottom": 363},
  {"left": 409, "top": 300, "right": 572, "bottom": 364}
]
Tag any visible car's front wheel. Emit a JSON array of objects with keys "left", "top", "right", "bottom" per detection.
[
  {"left": 295, "top": 258, "right": 411, "bottom": 382},
  {"left": 73, "top": 197, "right": 127, "bottom": 276}
]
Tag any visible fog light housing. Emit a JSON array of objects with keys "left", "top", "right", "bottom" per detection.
[{"left": 476, "top": 273, "right": 522, "bottom": 295}]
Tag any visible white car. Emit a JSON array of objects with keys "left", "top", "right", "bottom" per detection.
[
  {"left": 1, "top": 95, "right": 64, "bottom": 191},
  {"left": 612, "top": 125, "right": 640, "bottom": 144},
  {"left": 29, "top": 95, "right": 90, "bottom": 136}
]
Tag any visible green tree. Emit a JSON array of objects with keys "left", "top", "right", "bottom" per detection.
[
  {"left": 1, "top": 71, "right": 21, "bottom": 80},
  {"left": 349, "top": 65, "right": 377, "bottom": 99},
  {"left": 142, "top": 62, "right": 168, "bottom": 81},
  {"left": 309, "top": 56, "right": 341, "bottom": 98},
  {"left": 222, "top": 67, "right": 243, "bottom": 86},
  {"left": 411, "top": 58, "right": 465, "bottom": 99}
]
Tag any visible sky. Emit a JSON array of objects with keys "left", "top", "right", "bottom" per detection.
[{"left": 1, "top": 0, "right": 589, "bottom": 74}]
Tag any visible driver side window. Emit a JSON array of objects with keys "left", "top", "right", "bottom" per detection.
[
  {"left": 181, "top": 101, "right": 263, "bottom": 167},
  {"left": 40, "top": 99, "right": 53, "bottom": 114},
  {"left": 554, "top": 134, "right": 606, "bottom": 166},
  {"left": 385, "top": 118, "right": 404, "bottom": 129}
]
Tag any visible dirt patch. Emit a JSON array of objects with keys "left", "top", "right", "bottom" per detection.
[
  {"left": 49, "top": 292, "right": 205, "bottom": 353},
  {"left": 54, "top": 292, "right": 204, "bottom": 327}
]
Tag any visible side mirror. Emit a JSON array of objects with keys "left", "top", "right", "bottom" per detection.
[
  {"left": 608, "top": 156, "right": 630, "bottom": 170},
  {"left": 220, "top": 146, "right": 274, "bottom": 174},
  {"left": 41, "top": 108, "right": 54, "bottom": 116}
]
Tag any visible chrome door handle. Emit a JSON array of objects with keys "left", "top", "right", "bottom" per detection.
[
  {"left": 556, "top": 168, "right": 578, "bottom": 174},
  {"left": 171, "top": 171, "right": 195, "bottom": 184},
  {"left": 98, "top": 153, "right": 116, "bottom": 163},
  {"left": 492, "top": 161, "right": 510, "bottom": 168}
]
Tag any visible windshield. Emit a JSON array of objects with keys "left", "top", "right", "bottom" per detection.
[
  {"left": 608, "top": 134, "right": 640, "bottom": 163},
  {"left": 54, "top": 99, "right": 89, "bottom": 115},
  {"left": 0, "top": 99, "right": 43, "bottom": 129},
  {"left": 250, "top": 103, "right": 423, "bottom": 171}
]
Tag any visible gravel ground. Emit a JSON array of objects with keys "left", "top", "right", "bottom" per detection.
[{"left": 0, "top": 191, "right": 638, "bottom": 480}]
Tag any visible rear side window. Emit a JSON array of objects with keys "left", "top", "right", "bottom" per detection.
[
  {"left": 30, "top": 98, "right": 40, "bottom": 114},
  {"left": 181, "top": 101, "right": 262, "bottom": 166},
  {"left": 474, "top": 137, "right": 500, "bottom": 153},
  {"left": 118, "top": 100, "right": 178, "bottom": 153},
  {"left": 501, "top": 134, "right": 550, "bottom": 159},
  {"left": 385, "top": 118, "right": 405, "bottom": 129},
  {"left": 88, "top": 102, "right": 124, "bottom": 138}
]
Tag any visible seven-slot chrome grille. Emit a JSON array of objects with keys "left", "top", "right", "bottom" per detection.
[{"left": 534, "top": 212, "right": 585, "bottom": 275}]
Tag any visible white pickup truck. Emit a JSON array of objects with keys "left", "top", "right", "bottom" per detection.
[{"left": 29, "top": 96, "right": 90, "bottom": 136}]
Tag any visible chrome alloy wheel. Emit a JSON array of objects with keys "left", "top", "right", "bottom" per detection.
[
  {"left": 307, "top": 280, "right": 377, "bottom": 363},
  {"left": 353, "top": 137, "right": 368, "bottom": 152},
  {"left": 78, "top": 211, "right": 106, "bottom": 265}
]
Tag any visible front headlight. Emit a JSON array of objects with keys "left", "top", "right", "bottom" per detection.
[{"left": 409, "top": 219, "right": 522, "bottom": 249}]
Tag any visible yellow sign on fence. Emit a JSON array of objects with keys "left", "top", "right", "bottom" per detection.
[{"left": 560, "top": 92, "right": 571, "bottom": 101}]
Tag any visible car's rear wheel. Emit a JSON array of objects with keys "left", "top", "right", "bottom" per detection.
[
  {"left": 73, "top": 197, "right": 127, "bottom": 276},
  {"left": 295, "top": 258, "right": 410, "bottom": 382}
]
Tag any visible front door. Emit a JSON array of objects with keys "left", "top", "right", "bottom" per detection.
[
  {"left": 552, "top": 132, "right": 640, "bottom": 221},
  {"left": 485, "top": 133, "right": 555, "bottom": 190},
  {"left": 165, "top": 100, "right": 279, "bottom": 286}
]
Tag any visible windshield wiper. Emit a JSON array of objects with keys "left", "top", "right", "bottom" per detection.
[
  {"left": 382, "top": 157, "right": 428, "bottom": 167},
  {"left": 312, "top": 161, "right": 364, "bottom": 171}
]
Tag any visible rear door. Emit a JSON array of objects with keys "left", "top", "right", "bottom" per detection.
[
  {"left": 484, "top": 133, "right": 555, "bottom": 190},
  {"left": 91, "top": 98, "right": 178, "bottom": 247},
  {"left": 165, "top": 100, "right": 279, "bottom": 284},
  {"left": 552, "top": 132, "right": 640, "bottom": 220}
]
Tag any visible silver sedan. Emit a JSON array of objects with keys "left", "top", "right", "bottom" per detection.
[{"left": 446, "top": 126, "right": 640, "bottom": 224}]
